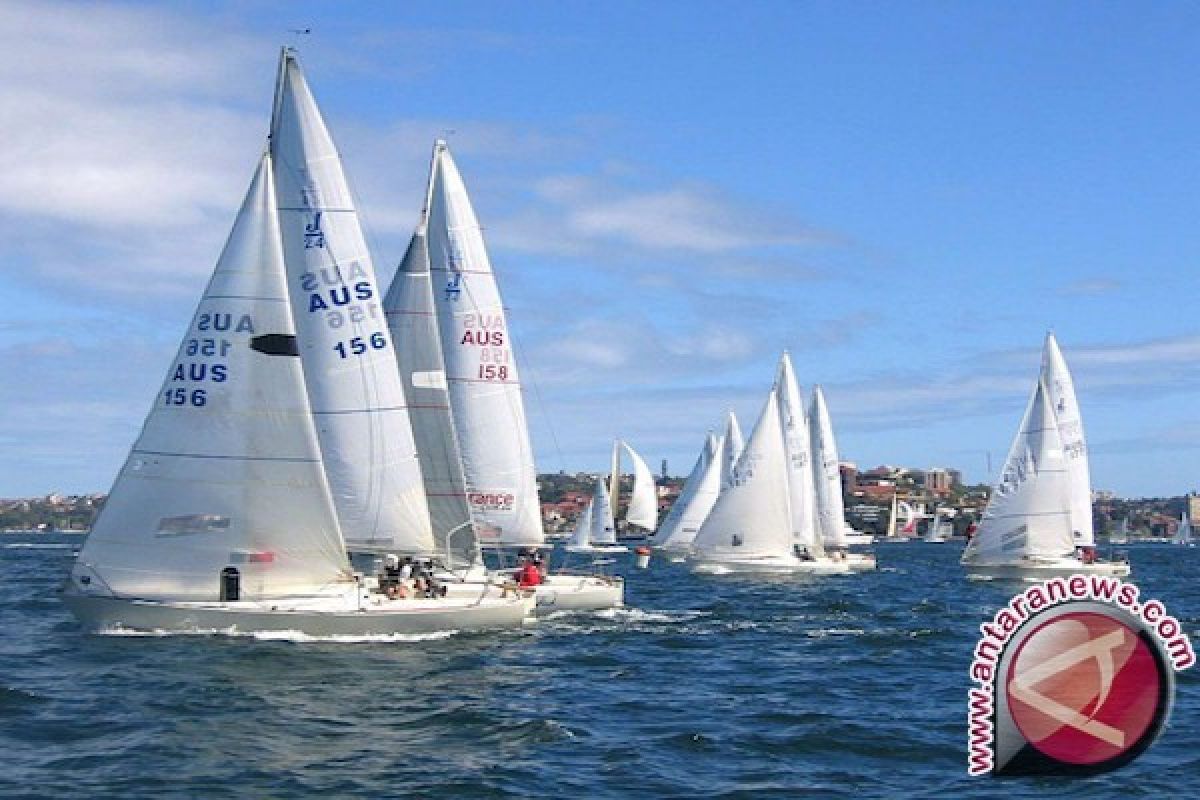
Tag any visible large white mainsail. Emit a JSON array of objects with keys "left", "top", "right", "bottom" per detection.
[
  {"left": 720, "top": 410, "right": 744, "bottom": 489},
  {"left": 70, "top": 154, "right": 351, "bottom": 601},
  {"left": 270, "top": 48, "right": 433, "bottom": 553},
  {"left": 424, "top": 140, "right": 543, "bottom": 547},
  {"left": 383, "top": 225, "right": 475, "bottom": 566},
  {"left": 620, "top": 441, "right": 659, "bottom": 532},
  {"left": 693, "top": 389, "right": 793, "bottom": 559},
  {"left": 810, "top": 386, "right": 848, "bottom": 549},
  {"left": 654, "top": 433, "right": 723, "bottom": 550},
  {"left": 775, "top": 353, "right": 822, "bottom": 554},
  {"left": 1040, "top": 333, "right": 1093, "bottom": 547},
  {"left": 961, "top": 377, "right": 1075, "bottom": 565},
  {"left": 590, "top": 477, "right": 619, "bottom": 546}
]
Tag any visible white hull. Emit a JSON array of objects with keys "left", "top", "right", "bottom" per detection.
[
  {"left": 842, "top": 532, "right": 876, "bottom": 545},
  {"left": 963, "top": 557, "right": 1131, "bottom": 582},
  {"left": 842, "top": 552, "right": 877, "bottom": 571},
  {"left": 565, "top": 544, "right": 628, "bottom": 554},
  {"left": 533, "top": 574, "right": 624, "bottom": 614},
  {"left": 64, "top": 589, "right": 534, "bottom": 636},
  {"left": 690, "top": 553, "right": 851, "bottom": 575}
]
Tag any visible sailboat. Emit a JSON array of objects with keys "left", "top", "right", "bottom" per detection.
[
  {"left": 1173, "top": 512, "right": 1194, "bottom": 546},
  {"left": 923, "top": 509, "right": 952, "bottom": 543},
  {"left": 775, "top": 353, "right": 853, "bottom": 573},
  {"left": 565, "top": 478, "right": 630, "bottom": 554},
  {"left": 720, "top": 411, "right": 745, "bottom": 489},
  {"left": 962, "top": 336, "right": 1130, "bottom": 580},
  {"left": 651, "top": 432, "right": 724, "bottom": 559},
  {"left": 64, "top": 50, "right": 533, "bottom": 634},
  {"left": 1109, "top": 516, "right": 1130, "bottom": 545},
  {"left": 610, "top": 439, "right": 659, "bottom": 538},
  {"left": 809, "top": 386, "right": 876, "bottom": 570},
  {"left": 384, "top": 140, "right": 622, "bottom": 611},
  {"left": 691, "top": 387, "right": 815, "bottom": 572}
]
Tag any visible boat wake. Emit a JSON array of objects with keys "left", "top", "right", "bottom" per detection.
[{"left": 3, "top": 543, "right": 77, "bottom": 550}]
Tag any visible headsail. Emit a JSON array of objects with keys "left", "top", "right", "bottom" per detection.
[
  {"left": 71, "top": 155, "right": 350, "bottom": 600},
  {"left": 720, "top": 410, "right": 744, "bottom": 490},
  {"left": 809, "top": 386, "right": 848, "bottom": 548},
  {"left": 424, "top": 140, "right": 543, "bottom": 547},
  {"left": 962, "top": 377, "right": 1075, "bottom": 564},
  {"left": 620, "top": 441, "right": 659, "bottom": 532},
  {"left": 654, "top": 433, "right": 723, "bottom": 550},
  {"left": 693, "top": 389, "right": 793, "bottom": 558},
  {"left": 1174, "top": 512, "right": 1193, "bottom": 545},
  {"left": 1041, "top": 333, "right": 1093, "bottom": 546},
  {"left": 590, "top": 477, "right": 619, "bottom": 545},
  {"left": 383, "top": 225, "right": 475, "bottom": 566},
  {"left": 775, "top": 352, "right": 822, "bottom": 554},
  {"left": 567, "top": 499, "right": 594, "bottom": 550},
  {"left": 270, "top": 48, "right": 433, "bottom": 553}
]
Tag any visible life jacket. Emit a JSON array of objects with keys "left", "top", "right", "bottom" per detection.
[{"left": 518, "top": 563, "right": 542, "bottom": 587}]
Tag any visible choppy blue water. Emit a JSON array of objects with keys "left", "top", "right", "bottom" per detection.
[{"left": 1, "top": 534, "right": 1196, "bottom": 798}]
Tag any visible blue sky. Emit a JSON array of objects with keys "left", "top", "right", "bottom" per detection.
[{"left": 2, "top": 1, "right": 1199, "bottom": 497}]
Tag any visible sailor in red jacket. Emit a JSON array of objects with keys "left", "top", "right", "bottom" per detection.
[{"left": 517, "top": 559, "right": 542, "bottom": 587}]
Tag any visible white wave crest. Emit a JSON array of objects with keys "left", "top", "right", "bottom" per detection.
[{"left": 3, "top": 543, "right": 77, "bottom": 550}]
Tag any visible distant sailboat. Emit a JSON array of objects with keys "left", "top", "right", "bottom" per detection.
[
  {"left": 385, "top": 140, "right": 622, "bottom": 611},
  {"left": 1109, "top": 516, "right": 1130, "bottom": 545},
  {"left": 924, "top": 509, "right": 951, "bottom": 543},
  {"left": 565, "top": 478, "right": 630, "bottom": 554},
  {"left": 1173, "top": 512, "right": 1194, "bottom": 546},
  {"left": 64, "top": 50, "right": 533, "bottom": 634},
  {"left": 809, "top": 386, "right": 876, "bottom": 569},
  {"left": 652, "top": 432, "right": 724, "bottom": 557},
  {"left": 611, "top": 440, "right": 660, "bottom": 536},
  {"left": 962, "top": 337, "right": 1130, "bottom": 580}
]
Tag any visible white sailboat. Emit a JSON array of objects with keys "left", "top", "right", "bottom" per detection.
[
  {"left": 775, "top": 353, "right": 851, "bottom": 573},
  {"left": 962, "top": 357, "right": 1130, "bottom": 579},
  {"left": 566, "top": 477, "right": 630, "bottom": 554},
  {"left": 1173, "top": 512, "right": 1194, "bottom": 546},
  {"left": 65, "top": 50, "right": 532, "bottom": 634},
  {"left": 691, "top": 388, "right": 805, "bottom": 572},
  {"left": 809, "top": 386, "right": 876, "bottom": 570},
  {"left": 1109, "top": 515, "right": 1130, "bottom": 545},
  {"left": 386, "top": 140, "right": 621, "bottom": 611},
  {"left": 651, "top": 432, "right": 724, "bottom": 559},
  {"left": 924, "top": 509, "right": 952, "bottom": 543}
]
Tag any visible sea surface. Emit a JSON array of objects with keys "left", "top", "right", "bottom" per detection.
[{"left": 1, "top": 533, "right": 1196, "bottom": 799}]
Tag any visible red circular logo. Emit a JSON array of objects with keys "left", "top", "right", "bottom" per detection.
[{"left": 1005, "top": 611, "right": 1162, "bottom": 766}]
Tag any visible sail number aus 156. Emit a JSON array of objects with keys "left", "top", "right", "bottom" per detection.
[{"left": 333, "top": 332, "right": 387, "bottom": 359}]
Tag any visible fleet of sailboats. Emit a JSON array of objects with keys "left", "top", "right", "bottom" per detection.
[
  {"left": 65, "top": 49, "right": 533, "bottom": 634},
  {"left": 62, "top": 48, "right": 1168, "bottom": 639}
]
